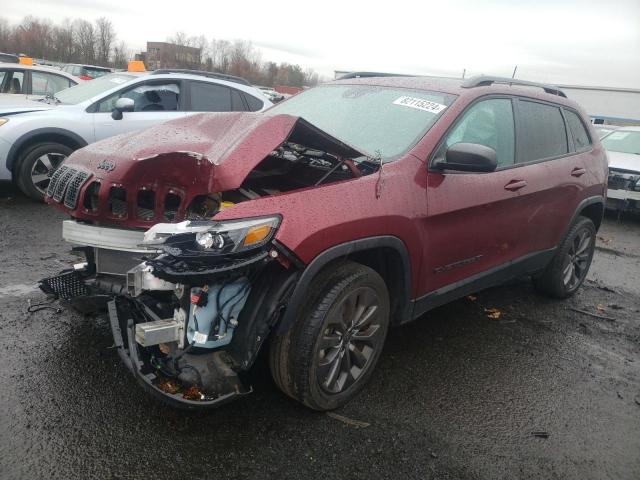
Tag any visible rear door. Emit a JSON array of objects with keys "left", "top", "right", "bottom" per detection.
[
  {"left": 510, "top": 99, "right": 583, "bottom": 253},
  {"left": 91, "top": 79, "right": 187, "bottom": 142},
  {"left": 186, "top": 80, "right": 249, "bottom": 113}
]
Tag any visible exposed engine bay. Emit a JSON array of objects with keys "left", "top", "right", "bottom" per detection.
[{"left": 40, "top": 118, "right": 377, "bottom": 408}]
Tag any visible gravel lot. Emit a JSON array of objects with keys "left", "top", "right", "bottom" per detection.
[{"left": 1, "top": 183, "right": 639, "bottom": 480}]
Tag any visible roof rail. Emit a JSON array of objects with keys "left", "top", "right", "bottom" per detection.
[
  {"left": 462, "top": 76, "right": 567, "bottom": 98},
  {"left": 338, "top": 71, "right": 416, "bottom": 80},
  {"left": 150, "top": 69, "right": 251, "bottom": 86}
]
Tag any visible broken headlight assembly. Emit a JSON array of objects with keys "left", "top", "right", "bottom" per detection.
[{"left": 143, "top": 215, "right": 281, "bottom": 258}]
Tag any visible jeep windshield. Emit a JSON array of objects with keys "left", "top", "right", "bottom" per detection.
[
  {"left": 55, "top": 73, "right": 136, "bottom": 105},
  {"left": 267, "top": 84, "right": 456, "bottom": 161}
]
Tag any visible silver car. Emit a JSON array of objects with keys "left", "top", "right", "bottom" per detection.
[
  {"left": 0, "top": 63, "right": 79, "bottom": 99},
  {"left": 0, "top": 70, "right": 272, "bottom": 200},
  {"left": 602, "top": 126, "right": 640, "bottom": 213}
]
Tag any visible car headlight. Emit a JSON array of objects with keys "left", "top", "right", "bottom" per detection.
[
  {"left": 0, "top": 118, "right": 8, "bottom": 127},
  {"left": 143, "top": 216, "right": 281, "bottom": 256}
]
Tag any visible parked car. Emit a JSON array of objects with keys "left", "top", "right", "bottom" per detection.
[
  {"left": 0, "top": 52, "right": 19, "bottom": 63},
  {"left": 257, "top": 86, "right": 285, "bottom": 102},
  {"left": 61, "top": 63, "right": 112, "bottom": 80},
  {"left": 0, "top": 70, "right": 271, "bottom": 200},
  {"left": 593, "top": 124, "right": 620, "bottom": 139},
  {"left": 600, "top": 126, "right": 640, "bottom": 213},
  {"left": 40, "top": 75, "right": 607, "bottom": 410},
  {"left": 0, "top": 63, "right": 78, "bottom": 98}
]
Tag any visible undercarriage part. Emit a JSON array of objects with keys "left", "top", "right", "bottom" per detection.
[
  {"left": 186, "top": 277, "right": 250, "bottom": 349},
  {"left": 109, "top": 297, "right": 251, "bottom": 409},
  {"left": 135, "top": 318, "right": 183, "bottom": 347},
  {"left": 39, "top": 270, "right": 90, "bottom": 300},
  {"left": 126, "top": 262, "right": 175, "bottom": 297}
]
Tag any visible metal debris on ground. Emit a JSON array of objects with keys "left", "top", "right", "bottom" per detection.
[
  {"left": 326, "top": 412, "right": 370, "bottom": 428},
  {"left": 569, "top": 307, "right": 617, "bottom": 322},
  {"left": 484, "top": 308, "right": 502, "bottom": 320},
  {"left": 596, "top": 304, "right": 606, "bottom": 311},
  {"left": 531, "top": 431, "right": 550, "bottom": 439}
]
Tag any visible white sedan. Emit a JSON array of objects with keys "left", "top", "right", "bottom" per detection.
[{"left": 0, "top": 70, "right": 271, "bottom": 199}]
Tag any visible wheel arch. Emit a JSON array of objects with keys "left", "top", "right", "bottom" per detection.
[
  {"left": 7, "top": 128, "right": 88, "bottom": 175},
  {"left": 276, "top": 236, "right": 413, "bottom": 334}
]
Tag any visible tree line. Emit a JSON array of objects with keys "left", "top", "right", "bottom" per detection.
[{"left": 0, "top": 16, "right": 321, "bottom": 87}]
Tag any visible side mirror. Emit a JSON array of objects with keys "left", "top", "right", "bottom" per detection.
[
  {"left": 434, "top": 143, "right": 498, "bottom": 173},
  {"left": 111, "top": 97, "right": 134, "bottom": 120}
]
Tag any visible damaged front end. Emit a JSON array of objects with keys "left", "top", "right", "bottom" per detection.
[
  {"left": 41, "top": 216, "right": 298, "bottom": 408},
  {"left": 39, "top": 112, "right": 374, "bottom": 408}
]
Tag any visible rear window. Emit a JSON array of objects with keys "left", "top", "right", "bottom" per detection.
[
  {"left": 83, "top": 67, "right": 110, "bottom": 78},
  {"left": 518, "top": 100, "right": 568, "bottom": 162},
  {"left": 564, "top": 110, "right": 591, "bottom": 151},
  {"left": 243, "top": 93, "right": 264, "bottom": 111}
]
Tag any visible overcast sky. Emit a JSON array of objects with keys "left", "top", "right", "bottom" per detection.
[{"left": 4, "top": 0, "right": 640, "bottom": 87}]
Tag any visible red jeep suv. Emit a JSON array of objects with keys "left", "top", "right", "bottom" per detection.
[{"left": 42, "top": 75, "right": 607, "bottom": 410}]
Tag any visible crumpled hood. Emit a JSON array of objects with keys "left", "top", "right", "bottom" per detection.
[
  {"left": 66, "top": 111, "right": 364, "bottom": 192},
  {"left": 608, "top": 150, "right": 640, "bottom": 173}
]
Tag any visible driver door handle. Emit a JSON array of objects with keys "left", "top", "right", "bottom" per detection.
[
  {"left": 571, "top": 167, "right": 586, "bottom": 177},
  {"left": 504, "top": 179, "right": 528, "bottom": 191}
]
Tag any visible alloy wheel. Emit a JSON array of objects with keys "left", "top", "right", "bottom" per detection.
[
  {"left": 316, "top": 286, "right": 385, "bottom": 394},
  {"left": 30, "top": 152, "right": 67, "bottom": 195},
  {"left": 561, "top": 227, "right": 593, "bottom": 290}
]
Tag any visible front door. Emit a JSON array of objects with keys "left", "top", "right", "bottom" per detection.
[
  {"left": 92, "top": 80, "right": 186, "bottom": 142},
  {"left": 420, "top": 96, "right": 537, "bottom": 296}
]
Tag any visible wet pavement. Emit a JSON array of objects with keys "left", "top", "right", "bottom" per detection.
[{"left": 1, "top": 183, "right": 639, "bottom": 479}]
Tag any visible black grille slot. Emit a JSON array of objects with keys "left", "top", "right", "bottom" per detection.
[
  {"left": 108, "top": 187, "right": 127, "bottom": 217},
  {"left": 63, "top": 170, "right": 90, "bottom": 209},
  {"left": 83, "top": 181, "right": 101, "bottom": 211},
  {"left": 53, "top": 167, "right": 76, "bottom": 202},
  {"left": 137, "top": 189, "right": 155, "bottom": 220},
  {"left": 163, "top": 192, "right": 181, "bottom": 221},
  {"left": 46, "top": 165, "right": 68, "bottom": 198}
]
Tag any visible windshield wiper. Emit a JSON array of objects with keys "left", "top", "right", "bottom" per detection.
[{"left": 44, "top": 93, "right": 61, "bottom": 105}]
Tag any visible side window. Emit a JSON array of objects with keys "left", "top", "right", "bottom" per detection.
[
  {"left": 4, "top": 70, "right": 25, "bottom": 94},
  {"left": 0, "top": 71, "right": 6, "bottom": 92},
  {"left": 444, "top": 98, "right": 515, "bottom": 167},
  {"left": 96, "top": 82, "right": 181, "bottom": 113},
  {"left": 231, "top": 89, "right": 247, "bottom": 111},
  {"left": 564, "top": 110, "right": 591, "bottom": 151},
  {"left": 189, "top": 82, "right": 239, "bottom": 112},
  {"left": 31, "top": 72, "right": 73, "bottom": 95},
  {"left": 73, "top": 66, "right": 82, "bottom": 76},
  {"left": 518, "top": 101, "right": 568, "bottom": 162},
  {"left": 243, "top": 93, "right": 264, "bottom": 112}
]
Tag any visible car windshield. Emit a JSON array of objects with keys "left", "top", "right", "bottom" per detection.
[
  {"left": 84, "top": 67, "right": 110, "bottom": 78},
  {"left": 601, "top": 130, "right": 640, "bottom": 155},
  {"left": 267, "top": 84, "right": 456, "bottom": 160},
  {"left": 55, "top": 73, "right": 135, "bottom": 104}
]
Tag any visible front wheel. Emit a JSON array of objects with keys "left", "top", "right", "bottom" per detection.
[
  {"left": 16, "top": 142, "right": 73, "bottom": 201},
  {"left": 269, "top": 261, "right": 390, "bottom": 411},
  {"left": 533, "top": 216, "right": 596, "bottom": 298}
]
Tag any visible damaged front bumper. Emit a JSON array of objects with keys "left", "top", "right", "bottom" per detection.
[{"left": 40, "top": 219, "right": 299, "bottom": 409}]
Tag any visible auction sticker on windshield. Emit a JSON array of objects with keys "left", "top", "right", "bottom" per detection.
[{"left": 393, "top": 96, "right": 447, "bottom": 114}]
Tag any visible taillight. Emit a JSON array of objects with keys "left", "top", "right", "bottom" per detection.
[{"left": 79, "top": 75, "right": 92, "bottom": 80}]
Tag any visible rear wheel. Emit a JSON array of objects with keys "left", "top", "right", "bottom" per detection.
[
  {"left": 16, "top": 142, "right": 73, "bottom": 201},
  {"left": 269, "top": 262, "right": 390, "bottom": 410},
  {"left": 533, "top": 216, "right": 596, "bottom": 298}
]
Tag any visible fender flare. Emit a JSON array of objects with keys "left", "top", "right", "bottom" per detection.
[
  {"left": 6, "top": 127, "right": 88, "bottom": 172},
  {"left": 563, "top": 195, "right": 605, "bottom": 237},
  {"left": 276, "top": 235, "right": 413, "bottom": 333}
]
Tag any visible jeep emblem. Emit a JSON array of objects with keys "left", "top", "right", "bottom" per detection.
[{"left": 97, "top": 160, "right": 116, "bottom": 172}]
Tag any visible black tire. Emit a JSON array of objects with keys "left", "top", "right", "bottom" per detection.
[
  {"left": 533, "top": 216, "right": 596, "bottom": 298},
  {"left": 16, "top": 142, "right": 73, "bottom": 201},
  {"left": 269, "top": 261, "right": 390, "bottom": 411}
]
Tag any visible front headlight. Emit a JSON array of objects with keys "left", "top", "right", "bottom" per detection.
[
  {"left": 0, "top": 118, "right": 8, "bottom": 127},
  {"left": 143, "top": 216, "right": 281, "bottom": 256}
]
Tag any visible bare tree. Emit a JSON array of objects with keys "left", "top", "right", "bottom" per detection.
[
  {"left": 95, "top": 17, "right": 115, "bottom": 66},
  {"left": 112, "top": 40, "right": 128, "bottom": 68},
  {"left": 74, "top": 19, "right": 96, "bottom": 64}
]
